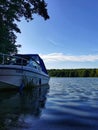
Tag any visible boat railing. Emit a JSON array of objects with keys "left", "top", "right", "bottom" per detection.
[
  {"left": 0, "top": 53, "right": 28, "bottom": 66},
  {"left": 0, "top": 53, "right": 42, "bottom": 71}
]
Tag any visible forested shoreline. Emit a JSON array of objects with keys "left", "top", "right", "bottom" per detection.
[{"left": 47, "top": 69, "right": 98, "bottom": 77}]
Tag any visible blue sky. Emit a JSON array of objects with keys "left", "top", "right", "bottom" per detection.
[{"left": 16, "top": 0, "right": 98, "bottom": 69}]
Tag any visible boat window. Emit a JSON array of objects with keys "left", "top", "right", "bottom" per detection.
[
  {"left": 9, "top": 57, "right": 16, "bottom": 65},
  {"left": 0, "top": 55, "right": 17, "bottom": 65},
  {"left": 0, "top": 54, "right": 28, "bottom": 66},
  {"left": 22, "top": 60, "right": 27, "bottom": 66}
]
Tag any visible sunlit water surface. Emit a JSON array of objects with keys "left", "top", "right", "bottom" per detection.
[{"left": 0, "top": 78, "right": 98, "bottom": 130}]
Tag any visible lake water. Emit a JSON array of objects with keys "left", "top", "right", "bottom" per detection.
[{"left": 0, "top": 78, "right": 98, "bottom": 130}]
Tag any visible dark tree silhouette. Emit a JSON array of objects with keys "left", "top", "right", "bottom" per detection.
[
  {"left": 0, "top": 0, "right": 49, "bottom": 54},
  {"left": 48, "top": 69, "right": 98, "bottom": 77}
]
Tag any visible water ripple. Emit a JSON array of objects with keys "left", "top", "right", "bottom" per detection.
[
  {"left": 46, "top": 78, "right": 98, "bottom": 129},
  {"left": 1, "top": 78, "right": 98, "bottom": 130}
]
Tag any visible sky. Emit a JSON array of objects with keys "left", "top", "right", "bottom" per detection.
[{"left": 16, "top": 0, "right": 98, "bottom": 69}]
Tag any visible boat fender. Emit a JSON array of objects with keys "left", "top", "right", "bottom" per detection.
[{"left": 39, "top": 78, "right": 41, "bottom": 85}]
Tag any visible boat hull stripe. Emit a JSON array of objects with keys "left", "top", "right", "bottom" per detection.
[{"left": 0, "top": 66, "right": 49, "bottom": 78}]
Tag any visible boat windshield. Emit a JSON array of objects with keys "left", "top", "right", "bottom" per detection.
[{"left": 26, "top": 59, "right": 41, "bottom": 70}]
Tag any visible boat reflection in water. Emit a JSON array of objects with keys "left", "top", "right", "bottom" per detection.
[{"left": 0, "top": 85, "right": 49, "bottom": 129}]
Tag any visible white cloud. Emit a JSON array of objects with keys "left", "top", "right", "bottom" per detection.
[{"left": 40, "top": 53, "right": 98, "bottom": 62}]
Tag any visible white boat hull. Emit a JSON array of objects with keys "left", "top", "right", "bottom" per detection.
[{"left": 0, "top": 65, "right": 49, "bottom": 90}]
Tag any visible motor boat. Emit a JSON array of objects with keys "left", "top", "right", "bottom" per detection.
[{"left": 0, "top": 53, "right": 50, "bottom": 90}]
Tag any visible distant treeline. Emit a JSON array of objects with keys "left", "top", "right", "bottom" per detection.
[{"left": 47, "top": 69, "right": 98, "bottom": 77}]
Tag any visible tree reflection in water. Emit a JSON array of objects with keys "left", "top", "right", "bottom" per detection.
[{"left": 0, "top": 85, "right": 49, "bottom": 129}]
